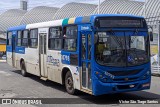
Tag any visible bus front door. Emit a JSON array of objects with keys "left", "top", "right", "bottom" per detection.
[
  {"left": 39, "top": 33, "right": 47, "bottom": 78},
  {"left": 81, "top": 32, "right": 92, "bottom": 91}
]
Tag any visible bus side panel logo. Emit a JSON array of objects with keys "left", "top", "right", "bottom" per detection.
[
  {"left": 61, "top": 52, "right": 70, "bottom": 65},
  {"left": 80, "top": 25, "right": 91, "bottom": 31},
  {"left": 47, "top": 55, "right": 60, "bottom": 67},
  {"left": 15, "top": 47, "right": 25, "bottom": 54}
]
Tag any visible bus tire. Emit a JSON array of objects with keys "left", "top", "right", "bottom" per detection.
[
  {"left": 20, "top": 61, "right": 28, "bottom": 77},
  {"left": 65, "top": 71, "right": 76, "bottom": 95}
]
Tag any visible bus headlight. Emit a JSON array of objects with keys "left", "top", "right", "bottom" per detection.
[
  {"left": 95, "top": 71, "right": 108, "bottom": 82},
  {"left": 95, "top": 71, "right": 103, "bottom": 79}
]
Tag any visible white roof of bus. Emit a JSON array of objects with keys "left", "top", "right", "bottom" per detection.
[{"left": 26, "top": 19, "right": 63, "bottom": 29}]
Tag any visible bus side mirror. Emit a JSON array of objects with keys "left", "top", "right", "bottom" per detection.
[{"left": 149, "top": 32, "right": 153, "bottom": 41}]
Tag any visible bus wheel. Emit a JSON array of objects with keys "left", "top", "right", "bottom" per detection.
[
  {"left": 65, "top": 71, "right": 76, "bottom": 95},
  {"left": 20, "top": 61, "right": 28, "bottom": 77}
]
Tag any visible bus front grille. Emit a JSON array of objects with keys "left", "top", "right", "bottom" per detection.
[{"left": 108, "top": 69, "right": 143, "bottom": 76}]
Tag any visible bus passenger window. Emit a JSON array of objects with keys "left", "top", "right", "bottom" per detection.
[
  {"left": 29, "top": 29, "right": 38, "bottom": 48},
  {"left": 7, "top": 32, "right": 12, "bottom": 46},
  {"left": 22, "top": 30, "right": 28, "bottom": 47},
  {"left": 17, "top": 31, "right": 22, "bottom": 46},
  {"left": 63, "top": 26, "right": 77, "bottom": 51},
  {"left": 48, "top": 27, "right": 62, "bottom": 50}
]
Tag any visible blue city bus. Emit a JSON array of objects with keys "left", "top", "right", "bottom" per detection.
[{"left": 6, "top": 14, "right": 152, "bottom": 96}]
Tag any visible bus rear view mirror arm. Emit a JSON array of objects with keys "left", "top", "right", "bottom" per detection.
[
  {"left": 148, "top": 25, "right": 153, "bottom": 41},
  {"left": 149, "top": 32, "right": 153, "bottom": 41}
]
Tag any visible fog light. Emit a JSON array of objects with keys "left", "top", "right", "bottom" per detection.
[
  {"left": 95, "top": 72, "right": 99, "bottom": 75},
  {"left": 142, "top": 83, "right": 150, "bottom": 87}
]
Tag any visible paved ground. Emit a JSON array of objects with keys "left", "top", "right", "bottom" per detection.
[{"left": 0, "top": 62, "right": 160, "bottom": 107}]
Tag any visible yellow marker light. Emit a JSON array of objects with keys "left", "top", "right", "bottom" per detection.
[
  {"left": 68, "top": 18, "right": 76, "bottom": 24},
  {"left": 95, "top": 72, "right": 99, "bottom": 75}
]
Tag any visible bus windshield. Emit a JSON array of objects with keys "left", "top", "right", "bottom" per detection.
[{"left": 95, "top": 32, "right": 149, "bottom": 67}]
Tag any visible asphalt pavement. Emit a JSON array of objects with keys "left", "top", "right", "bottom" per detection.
[{"left": 0, "top": 62, "right": 160, "bottom": 107}]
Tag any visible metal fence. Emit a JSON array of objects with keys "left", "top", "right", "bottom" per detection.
[
  {"left": 146, "top": 16, "right": 160, "bottom": 76},
  {"left": 151, "top": 65, "right": 160, "bottom": 75}
]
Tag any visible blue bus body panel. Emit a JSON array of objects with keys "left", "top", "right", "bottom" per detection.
[
  {"left": 93, "top": 75, "right": 151, "bottom": 96},
  {"left": 75, "top": 17, "right": 83, "bottom": 24},
  {"left": 15, "top": 46, "right": 25, "bottom": 54},
  {"left": 6, "top": 46, "right": 12, "bottom": 52},
  {"left": 7, "top": 25, "right": 26, "bottom": 53},
  {"left": 90, "top": 30, "right": 150, "bottom": 95},
  {"left": 73, "top": 15, "right": 149, "bottom": 95},
  {"left": 7, "top": 25, "right": 26, "bottom": 32},
  {"left": 92, "top": 61, "right": 151, "bottom": 95}
]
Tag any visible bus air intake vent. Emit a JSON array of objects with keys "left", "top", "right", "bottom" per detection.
[{"left": 108, "top": 69, "right": 143, "bottom": 76}]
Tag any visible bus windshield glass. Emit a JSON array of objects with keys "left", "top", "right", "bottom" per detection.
[{"left": 95, "top": 32, "right": 149, "bottom": 67}]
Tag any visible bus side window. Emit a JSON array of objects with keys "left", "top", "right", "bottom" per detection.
[
  {"left": 63, "top": 26, "right": 77, "bottom": 51},
  {"left": 63, "top": 27, "right": 66, "bottom": 37},
  {"left": 29, "top": 29, "right": 38, "bottom": 48},
  {"left": 22, "top": 30, "right": 29, "bottom": 47},
  {"left": 48, "top": 27, "right": 62, "bottom": 50},
  {"left": 7, "top": 32, "right": 12, "bottom": 46},
  {"left": 17, "top": 31, "right": 22, "bottom": 46}
]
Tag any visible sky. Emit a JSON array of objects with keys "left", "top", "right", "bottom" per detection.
[{"left": 0, "top": 0, "right": 145, "bottom": 13}]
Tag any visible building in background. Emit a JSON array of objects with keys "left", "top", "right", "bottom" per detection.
[
  {"left": 140, "top": 0, "right": 160, "bottom": 65},
  {"left": 93, "top": 0, "right": 144, "bottom": 15},
  {"left": 0, "top": 0, "right": 145, "bottom": 40},
  {"left": 20, "top": 0, "right": 28, "bottom": 10}
]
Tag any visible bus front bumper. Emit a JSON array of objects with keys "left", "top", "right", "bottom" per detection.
[{"left": 92, "top": 77, "right": 151, "bottom": 96}]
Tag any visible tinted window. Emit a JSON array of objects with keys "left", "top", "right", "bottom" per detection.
[
  {"left": 49, "top": 27, "right": 62, "bottom": 50},
  {"left": 22, "top": 30, "right": 28, "bottom": 47},
  {"left": 17, "top": 31, "right": 22, "bottom": 46},
  {"left": 63, "top": 26, "right": 77, "bottom": 51},
  {"left": 7, "top": 32, "right": 12, "bottom": 45},
  {"left": 29, "top": 29, "right": 38, "bottom": 48}
]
